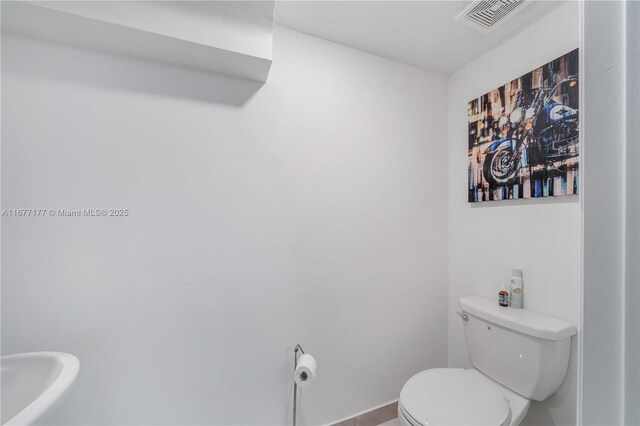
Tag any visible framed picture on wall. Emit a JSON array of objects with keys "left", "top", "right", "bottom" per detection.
[{"left": 468, "top": 48, "right": 579, "bottom": 202}]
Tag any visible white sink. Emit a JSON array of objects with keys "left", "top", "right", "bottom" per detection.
[{"left": 1, "top": 352, "right": 80, "bottom": 425}]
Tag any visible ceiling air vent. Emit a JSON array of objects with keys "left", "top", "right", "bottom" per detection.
[{"left": 455, "top": 0, "right": 532, "bottom": 34}]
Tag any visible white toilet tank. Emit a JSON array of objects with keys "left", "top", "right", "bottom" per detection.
[{"left": 459, "top": 296, "right": 576, "bottom": 401}]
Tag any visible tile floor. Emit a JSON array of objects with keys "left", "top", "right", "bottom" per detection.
[{"left": 331, "top": 401, "right": 399, "bottom": 426}]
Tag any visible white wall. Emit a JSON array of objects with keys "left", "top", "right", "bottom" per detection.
[
  {"left": 0, "top": 26, "right": 449, "bottom": 425},
  {"left": 625, "top": 2, "right": 640, "bottom": 422},
  {"left": 447, "top": 3, "right": 580, "bottom": 426},
  {"left": 581, "top": 1, "right": 634, "bottom": 424}
]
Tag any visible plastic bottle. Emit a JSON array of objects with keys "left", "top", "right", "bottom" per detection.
[{"left": 510, "top": 269, "right": 523, "bottom": 309}]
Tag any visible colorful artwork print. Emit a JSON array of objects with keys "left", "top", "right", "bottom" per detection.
[{"left": 468, "top": 49, "right": 579, "bottom": 202}]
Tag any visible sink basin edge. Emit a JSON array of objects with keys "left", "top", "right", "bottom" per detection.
[{"left": 2, "top": 352, "right": 80, "bottom": 426}]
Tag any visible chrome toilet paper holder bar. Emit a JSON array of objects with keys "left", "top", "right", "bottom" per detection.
[{"left": 293, "top": 344, "right": 304, "bottom": 426}]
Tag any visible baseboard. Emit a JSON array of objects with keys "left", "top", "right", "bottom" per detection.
[{"left": 329, "top": 400, "right": 398, "bottom": 426}]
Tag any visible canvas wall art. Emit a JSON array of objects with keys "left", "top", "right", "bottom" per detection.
[{"left": 468, "top": 48, "right": 579, "bottom": 202}]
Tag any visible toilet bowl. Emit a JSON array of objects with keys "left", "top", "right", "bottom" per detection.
[
  {"left": 397, "top": 296, "right": 576, "bottom": 426},
  {"left": 398, "top": 368, "right": 530, "bottom": 426}
]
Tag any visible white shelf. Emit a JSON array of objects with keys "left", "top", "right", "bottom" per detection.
[{"left": 1, "top": 1, "right": 274, "bottom": 83}]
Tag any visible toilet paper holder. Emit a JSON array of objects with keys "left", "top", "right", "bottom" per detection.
[
  {"left": 292, "top": 344, "right": 304, "bottom": 426},
  {"left": 292, "top": 344, "right": 318, "bottom": 425}
]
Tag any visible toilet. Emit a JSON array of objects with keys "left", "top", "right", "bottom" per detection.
[{"left": 398, "top": 296, "right": 576, "bottom": 426}]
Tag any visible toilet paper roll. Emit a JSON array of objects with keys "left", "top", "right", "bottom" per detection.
[{"left": 294, "top": 353, "right": 317, "bottom": 388}]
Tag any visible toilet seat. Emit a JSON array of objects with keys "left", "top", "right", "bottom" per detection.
[{"left": 399, "top": 368, "right": 512, "bottom": 426}]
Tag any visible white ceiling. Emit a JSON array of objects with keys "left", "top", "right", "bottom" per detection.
[{"left": 275, "top": 1, "right": 565, "bottom": 75}]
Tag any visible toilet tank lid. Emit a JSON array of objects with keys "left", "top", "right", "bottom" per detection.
[{"left": 459, "top": 296, "right": 577, "bottom": 341}]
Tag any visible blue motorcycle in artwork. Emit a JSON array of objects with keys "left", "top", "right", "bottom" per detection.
[{"left": 481, "top": 77, "right": 579, "bottom": 187}]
